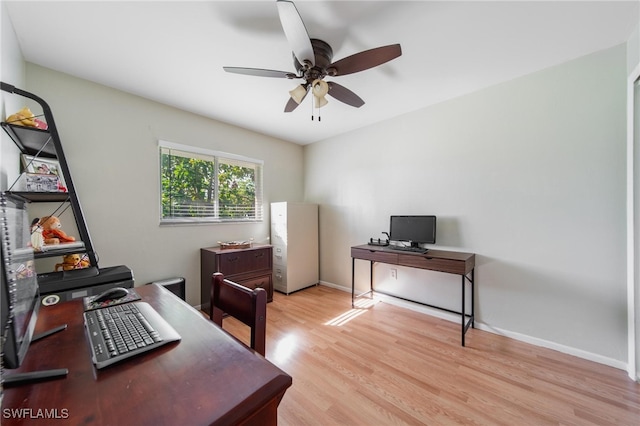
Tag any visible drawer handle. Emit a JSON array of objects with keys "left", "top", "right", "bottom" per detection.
[
  {"left": 227, "top": 256, "right": 240, "bottom": 262},
  {"left": 255, "top": 252, "right": 264, "bottom": 258}
]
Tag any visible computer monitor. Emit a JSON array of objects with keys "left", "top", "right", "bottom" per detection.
[
  {"left": 1, "top": 195, "right": 40, "bottom": 370},
  {"left": 1, "top": 193, "right": 67, "bottom": 386},
  {"left": 389, "top": 215, "right": 437, "bottom": 248}
]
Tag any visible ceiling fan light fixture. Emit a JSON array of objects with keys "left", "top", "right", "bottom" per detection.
[
  {"left": 312, "top": 79, "right": 329, "bottom": 97},
  {"left": 314, "top": 95, "right": 328, "bottom": 108},
  {"left": 312, "top": 79, "right": 329, "bottom": 108},
  {"left": 289, "top": 84, "right": 307, "bottom": 104}
]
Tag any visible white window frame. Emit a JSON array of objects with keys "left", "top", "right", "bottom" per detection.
[{"left": 159, "top": 140, "right": 264, "bottom": 224}]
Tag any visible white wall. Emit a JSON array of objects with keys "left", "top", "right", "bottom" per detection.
[
  {"left": 0, "top": 1, "right": 25, "bottom": 190},
  {"left": 1, "top": 64, "right": 305, "bottom": 306},
  {"left": 627, "top": 22, "right": 640, "bottom": 381},
  {"left": 305, "top": 44, "right": 628, "bottom": 365}
]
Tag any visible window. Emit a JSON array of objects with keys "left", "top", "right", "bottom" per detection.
[{"left": 159, "top": 141, "right": 263, "bottom": 224}]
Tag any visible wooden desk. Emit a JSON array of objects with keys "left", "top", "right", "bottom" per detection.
[
  {"left": 1, "top": 284, "right": 292, "bottom": 425},
  {"left": 351, "top": 245, "right": 476, "bottom": 346}
]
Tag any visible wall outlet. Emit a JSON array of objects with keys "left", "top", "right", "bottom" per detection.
[{"left": 390, "top": 268, "right": 397, "bottom": 279}]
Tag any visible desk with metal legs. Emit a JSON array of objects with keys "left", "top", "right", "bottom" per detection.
[{"left": 351, "top": 245, "right": 476, "bottom": 346}]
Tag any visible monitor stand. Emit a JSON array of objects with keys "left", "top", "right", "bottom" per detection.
[{"left": 2, "top": 325, "right": 69, "bottom": 388}]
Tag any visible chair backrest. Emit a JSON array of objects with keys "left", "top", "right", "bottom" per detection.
[{"left": 210, "top": 272, "right": 267, "bottom": 356}]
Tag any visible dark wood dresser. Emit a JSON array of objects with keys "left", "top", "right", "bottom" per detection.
[{"left": 201, "top": 244, "right": 273, "bottom": 312}]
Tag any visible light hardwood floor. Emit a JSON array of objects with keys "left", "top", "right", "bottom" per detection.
[{"left": 217, "top": 285, "right": 640, "bottom": 425}]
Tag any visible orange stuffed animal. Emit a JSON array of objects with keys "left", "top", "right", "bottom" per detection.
[
  {"left": 55, "top": 253, "right": 89, "bottom": 271},
  {"left": 40, "top": 215, "right": 76, "bottom": 244}
]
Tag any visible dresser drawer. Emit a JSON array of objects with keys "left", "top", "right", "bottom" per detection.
[
  {"left": 397, "top": 254, "right": 465, "bottom": 275},
  {"left": 218, "top": 248, "right": 271, "bottom": 275},
  {"left": 351, "top": 247, "right": 398, "bottom": 264},
  {"left": 237, "top": 273, "right": 273, "bottom": 302}
]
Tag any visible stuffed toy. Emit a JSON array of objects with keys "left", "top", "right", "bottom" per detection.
[
  {"left": 30, "top": 217, "right": 44, "bottom": 251},
  {"left": 6, "top": 107, "right": 47, "bottom": 129},
  {"left": 40, "top": 215, "right": 76, "bottom": 244},
  {"left": 55, "top": 254, "right": 89, "bottom": 271}
]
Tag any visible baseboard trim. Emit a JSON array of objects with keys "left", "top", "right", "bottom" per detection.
[
  {"left": 473, "top": 323, "right": 627, "bottom": 371},
  {"left": 319, "top": 281, "right": 628, "bottom": 372}
]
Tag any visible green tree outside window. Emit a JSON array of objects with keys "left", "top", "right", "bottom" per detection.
[{"left": 160, "top": 143, "right": 263, "bottom": 223}]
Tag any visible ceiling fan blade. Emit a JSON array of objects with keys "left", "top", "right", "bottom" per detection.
[
  {"left": 276, "top": 0, "right": 315, "bottom": 67},
  {"left": 284, "top": 97, "right": 301, "bottom": 113},
  {"left": 329, "top": 44, "right": 402, "bottom": 76},
  {"left": 327, "top": 82, "right": 365, "bottom": 108},
  {"left": 223, "top": 67, "right": 297, "bottom": 79}
]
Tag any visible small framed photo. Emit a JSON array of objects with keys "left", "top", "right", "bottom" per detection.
[
  {"left": 22, "top": 155, "right": 60, "bottom": 175},
  {"left": 21, "top": 155, "right": 66, "bottom": 188},
  {"left": 25, "top": 173, "right": 61, "bottom": 192}
]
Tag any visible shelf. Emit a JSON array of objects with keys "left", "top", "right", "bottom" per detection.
[
  {"left": 0, "top": 122, "right": 56, "bottom": 158},
  {"left": 11, "top": 245, "right": 90, "bottom": 263},
  {"left": 10, "top": 246, "right": 37, "bottom": 262},
  {"left": 5, "top": 191, "right": 70, "bottom": 203},
  {"left": 34, "top": 241, "right": 87, "bottom": 259}
]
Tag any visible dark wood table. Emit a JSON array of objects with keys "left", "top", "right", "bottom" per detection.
[{"left": 1, "top": 284, "right": 292, "bottom": 425}]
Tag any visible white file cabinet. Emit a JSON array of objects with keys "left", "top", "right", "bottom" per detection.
[{"left": 270, "top": 202, "right": 319, "bottom": 294}]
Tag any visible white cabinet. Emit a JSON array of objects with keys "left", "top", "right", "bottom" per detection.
[{"left": 270, "top": 202, "right": 319, "bottom": 294}]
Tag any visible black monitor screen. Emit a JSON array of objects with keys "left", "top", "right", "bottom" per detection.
[
  {"left": 389, "top": 215, "right": 436, "bottom": 246},
  {"left": 1, "top": 194, "right": 40, "bottom": 369}
]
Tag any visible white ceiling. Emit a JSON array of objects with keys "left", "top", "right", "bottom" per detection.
[{"left": 5, "top": 1, "right": 639, "bottom": 145}]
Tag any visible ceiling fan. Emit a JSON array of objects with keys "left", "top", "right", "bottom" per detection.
[{"left": 223, "top": 0, "right": 402, "bottom": 115}]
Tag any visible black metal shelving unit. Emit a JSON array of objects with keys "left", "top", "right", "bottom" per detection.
[{"left": 1, "top": 82, "right": 100, "bottom": 286}]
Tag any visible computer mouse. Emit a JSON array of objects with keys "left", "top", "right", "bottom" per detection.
[{"left": 93, "top": 287, "right": 129, "bottom": 303}]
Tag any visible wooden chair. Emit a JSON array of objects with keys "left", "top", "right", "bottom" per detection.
[{"left": 210, "top": 272, "right": 267, "bottom": 356}]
